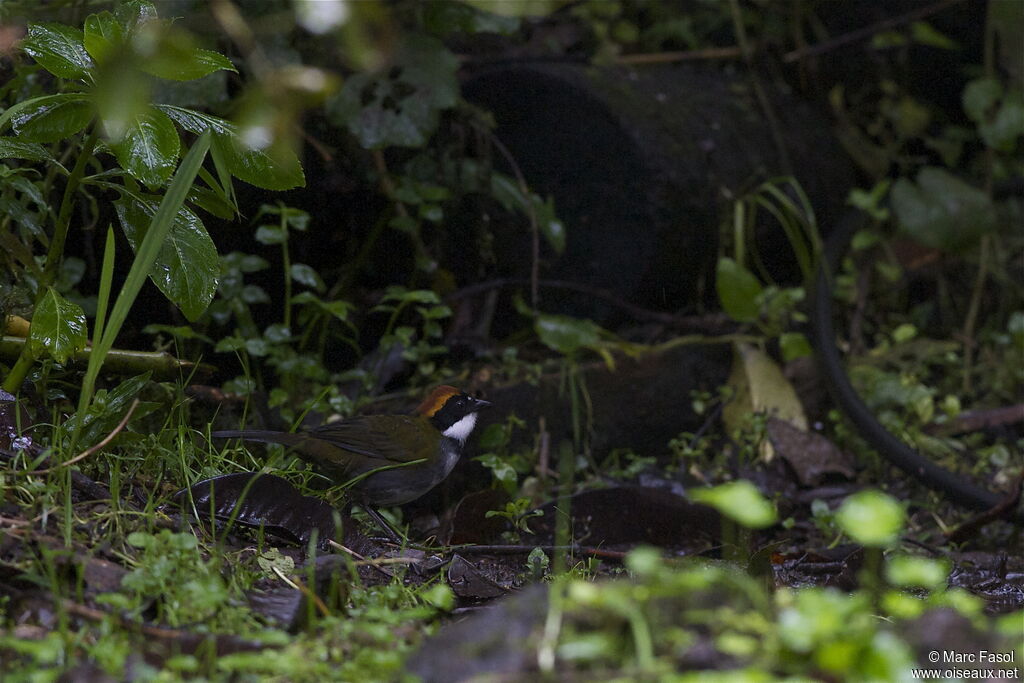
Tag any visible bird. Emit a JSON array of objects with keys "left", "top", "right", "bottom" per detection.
[{"left": 211, "top": 386, "right": 491, "bottom": 508}]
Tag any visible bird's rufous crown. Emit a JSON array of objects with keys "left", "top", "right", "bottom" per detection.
[{"left": 414, "top": 385, "right": 461, "bottom": 418}]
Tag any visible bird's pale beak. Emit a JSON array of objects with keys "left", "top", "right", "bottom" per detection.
[{"left": 472, "top": 396, "right": 492, "bottom": 409}]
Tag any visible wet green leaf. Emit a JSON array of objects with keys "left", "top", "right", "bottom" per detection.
[
  {"left": 108, "top": 107, "right": 180, "bottom": 189},
  {"left": 23, "top": 22, "right": 94, "bottom": 80},
  {"left": 210, "top": 133, "right": 305, "bottom": 191},
  {"left": 0, "top": 138, "right": 54, "bottom": 162},
  {"left": 83, "top": 11, "right": 124, "bottom": 64},
  {"left": 8, "top": 94, "right": 92, "bottom": 143},
  {"left": 27, "top": 287, "right": 87, "bottom": 363},
  {"left": 114, "top": 195, "right": 218, "bottom": 321}
]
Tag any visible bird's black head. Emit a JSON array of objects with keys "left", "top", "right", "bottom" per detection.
[{"left": 415, "top": 386, "right": 491, "bottom": 441}]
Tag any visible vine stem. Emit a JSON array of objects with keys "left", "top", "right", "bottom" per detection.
[{"left": 2, "top": 124, "right": 99, "bottom": 394}]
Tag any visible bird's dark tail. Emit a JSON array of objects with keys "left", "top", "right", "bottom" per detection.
[{"left": 210, "top": 430, "right": 304, "bottom": 448}]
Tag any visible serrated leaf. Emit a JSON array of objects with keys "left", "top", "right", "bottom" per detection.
[
  {"left": 108, "top": 107, "right": 180, "bottom": 189},
  {"left": 114, "top": 194, "right": 218, "bottom": 321},
  {"left": 83, "top": 11, "right": 124, "bottom": 64},
  {"left": 716, "top": 258, "right": 762, "bottom": 323},
  {"left": 891, "top": 167, "right": 996, "bottom": 251},
  {"left": 27, "top": 287, "right": 87, "bottom": 363},
  {"left": 8, "top": 94, "right": 93, "bottom": 143},
  {"left": 0, "top": 138, "right": 54, "bottom": 162},
  {"left": 23, "top": 23, "right": 94, "bottom": 79}
]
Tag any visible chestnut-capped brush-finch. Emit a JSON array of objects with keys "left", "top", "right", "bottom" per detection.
[{"left": 212, "top": 386, "right": 490, "bottom": 507}]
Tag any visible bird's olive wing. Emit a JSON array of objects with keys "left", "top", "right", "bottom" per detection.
[{"left": 306, "top": 415, "right": 434, "bottom": 464}]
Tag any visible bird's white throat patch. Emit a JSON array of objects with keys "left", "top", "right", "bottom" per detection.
[{"left": 442, "top": 412, "right": 478, "bottom": 442}]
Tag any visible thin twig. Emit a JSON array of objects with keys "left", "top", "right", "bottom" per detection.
[
  {"left": 328, "top": 538, "right": 394, "bottom": 578},
  {"left": 729, "top": 0, "right": 791, "bottom": 174},
  {"left": 484, "top": 130, "right": 541, "bottom": 309},
  {"left": 272, "top": 566, "right": 331, "bottom": 618},
  {"left": 617, "top": 46, "right": 744, "bottom": 64},
  {"left": 22, "top": 399, "right": 140, "bottom": 476},
  {"left": 783, "top": 0, "right": 965, "bottom": 63}
]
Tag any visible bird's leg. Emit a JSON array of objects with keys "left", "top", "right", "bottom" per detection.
[{"left": 362, "top": 506, "right": 406, "bottom": 544}]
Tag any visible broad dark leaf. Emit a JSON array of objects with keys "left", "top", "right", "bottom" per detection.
[
  {"left": 171, "top": 472, "right": 345, "bottom": 549},
  {"left": 525, "top": 486, "right": 721, "bottom": 549}
]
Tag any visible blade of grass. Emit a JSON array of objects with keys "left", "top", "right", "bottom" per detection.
[{"left": 69, "top": 130, "right": 211, "bottom": 455}]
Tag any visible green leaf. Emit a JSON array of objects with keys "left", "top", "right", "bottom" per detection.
[
  {"left": 891, "top": 167, "right": 996, "bottom": 251},
  {"left": 835, "top": 490, "right": 905, "bottom": 547},
  {"left": 157, "top": 105, "right": 235, "bottom": 136},
  {"left": 326, "top": 34, "right": 458, "bottom": 149},
  {"left": 978, "top": 96, "right": 1024, "bottom": 151},
  {"left": 0, "top": 138, "right": 54, "bottom": 162},
  {"left": 535, "top": 195, "right": 566, "bottom": 254},
  {"left": 140, "top": 28, "right": 236, "bottom": 82},
  {"left": 691, "top": 480, "right": 778, "bottom": 529},
  {"left": 885, "top": 555, "right": 950, "bottom": 590},
  {"left": 423, "top": 1, "right": 521, "bottom": 36},
  {"left": 23, "top": 23, "right": 94, "bottom": 80},
  {"left": 210, "top": 133, "right": 304, "bottom": 190},
  {"left": 27, "top": 287, "right": 87, "bottom": 363},
  {"left": 254, "top": 225, "right": 285, "bottom": 245},
  {"left": 63, "top": 373, "right": 159, "bottom": 449},
  {"left": 962, "top": 78, "right": 1001, "bottom": 122},
  {"left": 534, "top": 314, "right": 602, "bottom": 356},
  {"left": 115, "top": 0, "right": 159, "bottom": 32},
  {"left": 290, "top": 263, "right": 325, "bottom": 291},
  {"left": 108, "top": 107, "right": 181, "bottom": 189},
  {"left": 779, "top": 332, "right": 812, "bottom": 361},
  {"left": 114, "top": 194, "right": 218, "bottom": 321},
  {"left": 8, "top": 94, "right": 93, "bottom": 143},
  {"left": 83, "top": 11, "right": 125, "bottom": 64},
  {"left": 716, "top": 258, "right": 763, "bottom": 323},
  {"left": 909, "top": 21, "right": 958, "bottom": 50}
]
